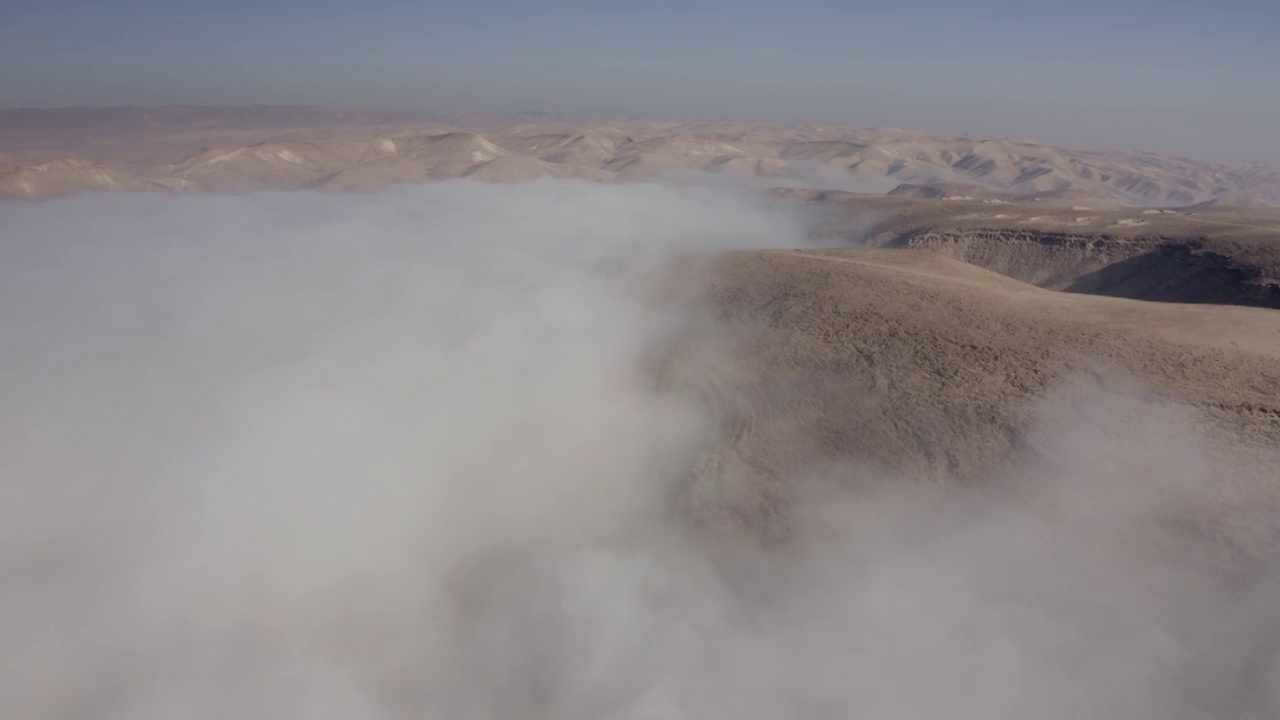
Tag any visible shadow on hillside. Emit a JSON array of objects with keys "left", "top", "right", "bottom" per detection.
[{"left": 1066, "top": 244, "right": 1280, "bottom": 309}]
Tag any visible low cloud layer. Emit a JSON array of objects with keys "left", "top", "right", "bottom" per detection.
[{"left": 1, "top": 180, "right": 1277, "bottom": 719}]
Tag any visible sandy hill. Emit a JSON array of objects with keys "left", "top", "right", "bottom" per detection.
[
  {"left": 3, "top": 106, "right": 1279, "bottom": 205},
  {"left": 660, "top": 248, "right": 1280, "bottom": 570},
  {"left": 165, "top": 141, "right": 359, "bottom": 193},
  {"left": 0, "top": 157, "right": 186, "bottom": 199}
]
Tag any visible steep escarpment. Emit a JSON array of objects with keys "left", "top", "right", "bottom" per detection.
[
  {"left": 885, "top": 229, "right": 1280, "bottom": 309},
  {"left": 886, "top": 228, "right": 1155, "bottom": 289},
  {"left": 1066, "top": 242, "right": 1280, "bottom": 307},
  {"left": 801, "top": 194, "right": 1280, "bottom": 310}
]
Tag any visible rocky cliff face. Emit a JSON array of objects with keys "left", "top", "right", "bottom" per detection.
[{"left": 879, "top": 228, "right": 1280, "bottom": 309}]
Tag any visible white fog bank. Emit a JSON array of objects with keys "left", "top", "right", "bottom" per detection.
[{"left": 1, "top": 179, "right": 1277, "bottom": 719}]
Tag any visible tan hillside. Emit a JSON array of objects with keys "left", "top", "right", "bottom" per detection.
[
  {"left": 0, "top": 158, "right": 177, "bottom": 199},
  {"left": 661, "top": 248, "right": 1280, "bottom": 570}
]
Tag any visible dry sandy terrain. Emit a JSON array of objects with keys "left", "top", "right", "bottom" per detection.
[
  {"left": 659, "top": 248, "right": 1280, "bottom": 572},
  {"left": 650, "top": 191, "right": 1280, "bottom": 569},
  {"left": 3, "top": 105, "right": 1280, "bottom": 205}
]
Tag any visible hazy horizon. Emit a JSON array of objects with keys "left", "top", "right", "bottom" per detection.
[{"left": 3, "top": 1, "right": 1278, "bottom": 163}]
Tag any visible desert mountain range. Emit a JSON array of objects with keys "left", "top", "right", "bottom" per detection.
[{"left": 3, "top": 105, "right": 1278, "bottom": 205}]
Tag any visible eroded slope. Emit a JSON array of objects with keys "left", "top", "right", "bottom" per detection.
[{"left": 798, "top": 192, "right": 1280, "bottom": 309}]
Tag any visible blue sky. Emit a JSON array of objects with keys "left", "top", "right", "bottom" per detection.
[{"left": 3, "top": 0, "right": 1278, "bottom": 161}]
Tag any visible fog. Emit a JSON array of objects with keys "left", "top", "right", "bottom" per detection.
[{"left": 2, "top": 180, "right": 1277, "bottom": 719}]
